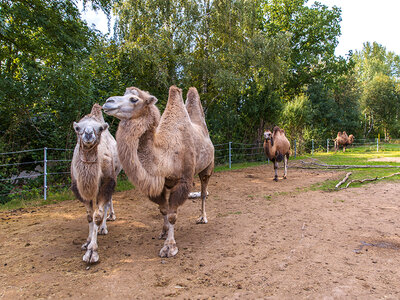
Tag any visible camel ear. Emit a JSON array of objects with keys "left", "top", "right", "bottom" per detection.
[
  {"left": 146, "top": 96, "right": 158, "bottom": 105},
  {"left": 73, "top": 122, "right": 80, "bottom": 132}
]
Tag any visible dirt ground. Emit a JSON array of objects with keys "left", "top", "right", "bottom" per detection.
[{"left": 2, "top": 164, "right": 400, "bottom": 299}]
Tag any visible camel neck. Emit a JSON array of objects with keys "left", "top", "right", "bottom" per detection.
[
  {"left": 116, "top": 106, "right": 164, "bottom": 197},
  {"left": 264, "top": 140, "right": 275, "bottom": 160},
  {"left": 78, "top": 145, "right": 99, "bottom": 164}
]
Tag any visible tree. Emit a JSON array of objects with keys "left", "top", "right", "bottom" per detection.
[
  {"left": 261, "top": 0, "right": 342, "bottom": 96},
  {"left": 361, "top": 74, "right": 399, "bottom": 139}
]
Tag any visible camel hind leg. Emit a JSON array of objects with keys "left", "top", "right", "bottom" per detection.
[
  {"left": 283, "top": 154, "right": 288, "bottom": 179},
  {"left": 196, "top": 163, "right": 213, "bottom": 224},
  {"left": 106, "top": 198, "right": 116, "bottom": 221}
]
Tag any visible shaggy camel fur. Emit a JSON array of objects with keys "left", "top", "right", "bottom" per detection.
[
  {"left": 334, "top": 131, "right": 355, "bottom": 152},
  {"left": 263, "top": 126, "right": 290, "bottom": 181},
  {"left": 103, "top": 86, "right": 214, "bottom": 258},
  {"left": 71, "top": 104, "right": 121, "bottom": 263}
]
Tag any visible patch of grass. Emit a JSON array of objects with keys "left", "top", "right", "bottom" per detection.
[
  {"left": 306, "top": 150, "right": 400, "bottom": 191},
  {"left": 263, "top": 195, "right": 272, "bottom": 201},
  {"left": 115, "top": 178, "right": 135, "bottom": 192}
]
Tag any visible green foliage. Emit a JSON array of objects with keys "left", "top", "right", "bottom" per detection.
[{"left": 4, "top": 0, "right": 400, "bottom": 205}]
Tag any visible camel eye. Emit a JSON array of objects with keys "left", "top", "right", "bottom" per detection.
[{"left": 130, "top": 97, "right": 138, "bottom": 103}]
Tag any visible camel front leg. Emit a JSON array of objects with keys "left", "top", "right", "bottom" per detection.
[
  {"left": 81, "top": 202, "right": 94, "bottom": 250},
  {"left": 159, "top": 180, "right": 190, "bottom": 258},
  {"left": 83, "top": 177, "right": 115, "bottom": 264},
  {"left": 150, "top": 188, "right": 169, "bottom": 240},
  {"left": 159, "top": 213, "right": 178, "bottom": 258},
  {"left": 83, "top": 206, "right": 104, "bottom": 264},
  {"left": 273, "top": 160, "right": 279, "bottom": 181},
  {"left": 283, "top": 155, "right": 288, "bottom": 179}
]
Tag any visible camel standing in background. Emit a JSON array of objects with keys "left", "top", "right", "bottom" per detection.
[
  {"left": 103, "top": 86, "right": 214, "bottom": 258},
  {"left": 334, "top": 131, "right": 354, "bottom": 152},
  {"left": 263, "top": 126, "right": 290, "bottom": 181},
  {"left": 71, "top": 104, "right": 121, "bottom": 264}
]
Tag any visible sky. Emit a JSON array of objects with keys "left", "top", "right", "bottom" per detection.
[{"left": 79, "top": 0, "right": 400, "bottom": 57}]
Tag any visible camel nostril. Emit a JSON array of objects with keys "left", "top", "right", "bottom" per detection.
[{"left": 106, "top": 98, "right": 115, "bottom": 103}]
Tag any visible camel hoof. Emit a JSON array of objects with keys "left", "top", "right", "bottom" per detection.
[
  {"left": 273, "top": 177, "right": 278, "bottom": 182},
  {"left": 196, "top": 216, "right": 208, "bottom": 224},
  {"left": 98, "top": 226, "right": 108, "bottom": 235},
  {"left": 283, "top": 176, "right": 287, "bottom": 179},
  {"left": 107, "top": 213, "right": 116, "bottom": 221},
  {"left": 83, "top": 249, "right": 99, "bottom": 264},
  {"left": 159, "top": 243, "right": 178, "bottom": 258},
  {"left": 81, "top": 241, "right": 90, "bottom": 250}
]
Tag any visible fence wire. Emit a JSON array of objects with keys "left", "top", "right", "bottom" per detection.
[{"left": 0, "top": 138, "right": 397, "bottom": 201}]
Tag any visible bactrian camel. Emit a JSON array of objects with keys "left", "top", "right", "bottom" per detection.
[
  {"left": 103, "top": 86, "right": 214, "bottom": 258},
  {"left": 334, "top": 131, "right": 354, "bottom": 152},
  {"left": 71, "top": 104, "right": 121, "bottom": 264},
  {"left": 263, "top": 126, "right": 290, "bottom": 181}
]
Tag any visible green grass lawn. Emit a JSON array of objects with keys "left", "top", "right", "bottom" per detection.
[{"left": 299, "top": 145, "right": 400, "bottom": 191}]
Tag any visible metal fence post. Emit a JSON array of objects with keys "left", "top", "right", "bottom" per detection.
[
  {"left": 228, "top": 142, "right": 232, "bottom": 169},
  {"left": 294, "top": 139, "right": 297, "bottom": 158},
  {"left": 312, "top": 139, "right": 314, "bottom": 155},
  {"left": 327, "top": 139, "right": 329, "bottom": 153},
  {"left": 377, "top": 138, "right": 379, "bottom": 152},
  {"left": 44, "top": 147, "right": 47, "bottom": 201}
]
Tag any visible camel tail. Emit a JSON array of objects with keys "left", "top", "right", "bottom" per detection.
[{"left": 185, "top": 87, "right": 208, "bottom": 131}]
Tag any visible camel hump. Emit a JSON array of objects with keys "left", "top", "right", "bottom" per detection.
[
  {"left": 272, "top": 126, "right": 285, "bottom": 136},
  {"left": 89, "top": 103, "right": 105, "bottom": 123},
  {"left": 185, "top": 87, "right": 207, "bottom": 130}
]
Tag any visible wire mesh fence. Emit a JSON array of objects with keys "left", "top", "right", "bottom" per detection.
[
  {"left": 0, "top": 137, "right": 398, "bottom": 202},
  {"left": 0, "top": 147, "right": 74, "bottom": 204}
]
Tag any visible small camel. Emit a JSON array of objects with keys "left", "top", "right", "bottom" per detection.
[
  {"left": 103, "top": 86, "right": 214, "bottom": 258},
  {"left": 334, "top": 131, "right": 354, "bottom": 152},
  {"left": 71, "top": 104, "right": 121, "bottom": 264},
  {"left": 263, "top": 126, "right": 290, "bottom": 181}
]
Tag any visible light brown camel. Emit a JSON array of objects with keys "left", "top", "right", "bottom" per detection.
[
  {"left": 71, "top": 104, "right": 121, "bottom": 264},
  {"left": 334, "top": 131, "right": 355, "bottom": 152},
  {"left": 263, "top": 126, "right": 290, "bottom": 181},
  {"left": 103, "top": 86, "right": 214, "bottom": 258}
]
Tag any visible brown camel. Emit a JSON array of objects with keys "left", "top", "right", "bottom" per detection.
[
  {"left": 263, "top": 126, "right": 290, "bottom": 181},
  {"left": 103, "top": 86, "right": 214, "bottom": 258},
  {"left": 334, "top": 131, "right": 355, "bottom": 152},
  {"left": 71, "top": 104, "right": 121, "bottom": 263}
]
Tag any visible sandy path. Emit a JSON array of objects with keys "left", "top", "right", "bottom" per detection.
[{"left": 1, "top": 165, "right": 400, "bottom": 299}]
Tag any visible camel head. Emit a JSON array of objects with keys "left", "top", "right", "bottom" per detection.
[
  {"left": 73, "top": 116, "right": 109, "bottom": 150},
  {"left": 103, "top": 87, "right": 158, "bottom": 120},
  {"left": 348, "top": 134, "right": 354, "bottom": 143},
  {"left": 263, "top": 130, "right": 274, "bottom": 146}
]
